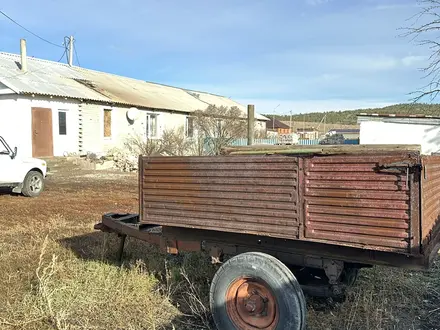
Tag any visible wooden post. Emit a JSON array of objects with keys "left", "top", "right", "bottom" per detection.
[{"left": 247, "top": 104, "right": 255, "bottom": 146}]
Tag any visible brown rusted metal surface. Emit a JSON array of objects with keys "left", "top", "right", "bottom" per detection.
[
  {"left": 303, "top": 153, "right": 420, "bottom": 254},
  {"left": 164, "top": 226, "right": 431, "bottom": 269},
  {"left": 140, "top": 155, "right": 299, "bottom": 239},
  {"left": 226, "top": 278, "right": 279, "bottom": 330},
  {"left": 421, "top": 156, "right": 440, "bottom": 258}
]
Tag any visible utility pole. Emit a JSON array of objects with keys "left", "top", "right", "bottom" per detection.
[
  {"left": 272, "top": 104, "right": 280, "bottom": 131},
  {"left": 289, "top": 110, "right": 293, "bottom": 133},
  {"left": 68, "top": 36, "right": 74, "bottom": 66},
  {"left": 247, "top": 104, "right": 255, "bottom": 146}
]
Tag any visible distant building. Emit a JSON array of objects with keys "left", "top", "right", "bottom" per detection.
[
  {"left": 328, "top": 128, "right": 360, "bottom": 140},
  {"left": 357, "top": 113, "right": 440, "bottom": 154},
  {"left": 266, "top": 118, "right": 291, "bottom": 134},
  {"left": 296, "top": 127, "right": 319, "bottom": 140}
]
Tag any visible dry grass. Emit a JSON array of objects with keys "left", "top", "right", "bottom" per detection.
[
  {"left": 0, "top": 216, "right": 179, "bottom": 330},
  {"left": 0, "top": 159, "right": 439, "bottom": 330},
  {"left": 307, "top": 262, "right": 440, "bottom": 330}
]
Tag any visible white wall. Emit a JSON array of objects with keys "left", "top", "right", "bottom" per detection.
[
  {"left": 81, "top": 104, "right": 189, "bottom": 154},
  {"left": 0, "top": 95, "right": 79, "bottom": 158},
  {"left": 0, "top": 96, "right": 30, "bottom": 157},
  {"left": 360, "top": 121, "right": 440, "bottom": 154}
]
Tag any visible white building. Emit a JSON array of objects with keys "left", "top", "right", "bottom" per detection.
[
  {"left": 0, "top": 44, "right": 268, "bottom": 158},
  {"left": 357, "top": 113, "right": 440, "bottom": 155}
]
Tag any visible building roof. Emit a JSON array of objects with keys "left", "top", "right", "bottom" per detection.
[
  {"left": 357, "top": 113, "right": 440, "bottom": 125},
  {"left": 358, "top": 113, "right": 440, "bottom": 119},
  {"left": 266, "top": 118, "right": 290, "bottom": 130},
  {"left": 0, "top": 52, "right": 268, "bottom": 120}
]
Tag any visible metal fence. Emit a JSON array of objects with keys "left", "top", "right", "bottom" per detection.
[
  {"left": 230, "top": 138, "right": 320, "bottom": 146},
  {"left": 344, "top": 139, "right": 360, "bottom": 145}
]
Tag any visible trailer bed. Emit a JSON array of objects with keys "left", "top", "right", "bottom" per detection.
[{"left": 137, "top": 146, "right": 440, "bottom": 268}]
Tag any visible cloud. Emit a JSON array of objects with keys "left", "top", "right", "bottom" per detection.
[
  {"left": 401, "top": 55, "right": 426, "bottom": 67},
  {"left": 266, "top": 51, "right": 401, "bottom": 72},
  {"left": 237, "top": 98, "right": 395, "bottom": 115}
]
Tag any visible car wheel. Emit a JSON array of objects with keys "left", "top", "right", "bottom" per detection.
[{"left": 22, "top": 171, "right": 44, "bottom": 197}]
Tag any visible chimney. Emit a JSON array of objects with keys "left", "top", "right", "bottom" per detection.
[{"left": 20, "top": 39, "right": 27, "bottom": 72}]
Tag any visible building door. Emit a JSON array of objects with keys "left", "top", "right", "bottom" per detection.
[{"left": 32, "top": 107, "right": 53, "bottom": 157}]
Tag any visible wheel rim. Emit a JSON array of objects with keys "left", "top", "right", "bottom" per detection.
[
  {"left": 226, "top": 277, "right": 279, "bottom": 330},
  {"left": 29, "top": 176, "right": 42, "bottom": 193}
]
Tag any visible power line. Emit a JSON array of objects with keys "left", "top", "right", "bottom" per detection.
[
  {"left": 0, "top": 10, "right": 64, "bottom": 48},
  {"left": 73, "top": 40, "right": 81, "bottom": 67}
]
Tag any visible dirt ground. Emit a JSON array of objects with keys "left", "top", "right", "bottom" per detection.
[{"left": 0, "top": 158, "right": 439, "bottom": 330}]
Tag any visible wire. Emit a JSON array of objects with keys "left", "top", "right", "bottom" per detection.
[
  {"left": 73, "top": 40, "right": 81, "bottom": 67},
  {"left": 0, "top": 48, "right": 67, "bottom": 79},
  {"left": 0, "top": 10, "right": 64, "bottom": 48}
]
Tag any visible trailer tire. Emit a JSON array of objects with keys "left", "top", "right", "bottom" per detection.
[{"left": 210, "top": 252, "right": 306, "bottom": 330}]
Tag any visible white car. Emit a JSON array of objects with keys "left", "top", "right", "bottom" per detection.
[{"left": 0, "top": 136, "right": 47, "bottom": 197}]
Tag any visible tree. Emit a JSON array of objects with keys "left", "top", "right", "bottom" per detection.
[
  {"left": 161, "top": 126, "right": 194, "bottom": 156},
  {"left": 403, "top": 0, "right": 440, "bottom": 101},
  {"left": 193, "top": 105, "right": 247, "bottom": 155}
]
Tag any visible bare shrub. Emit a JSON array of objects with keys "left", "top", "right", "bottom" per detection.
[
  {"left": 110, "top": 127, "right": 194, "bottom": 171},
  {"left": 161, "top": 126, "right": 194, "bottom": 156},
  {"left": 193, "top": 105, "right": 247, "bottom": 155},
  {"left": 123, "top": 132, "right": 163, "bottom": 156}
]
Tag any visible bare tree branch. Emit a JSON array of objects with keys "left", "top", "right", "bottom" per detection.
[
  {"left": 193, "top": 105, "right": 247, "bottom": 155},
  {"left": 403, "top": 0, "right": 440, "bottom": 102}
]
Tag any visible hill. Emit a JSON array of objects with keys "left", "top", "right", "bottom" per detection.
[{"left": 265, "top": 103, "right": 440, "bottom": 125}]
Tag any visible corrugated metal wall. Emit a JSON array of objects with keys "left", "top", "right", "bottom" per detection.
[
  {"left": 140, "top": 155, "right": 300, "bottom": 239},
  {"left": 303, "top": 154, "right": 416, "bottom": 253},
  {"left": 421, "top": 156, "right": 440, "bottom": 255}
]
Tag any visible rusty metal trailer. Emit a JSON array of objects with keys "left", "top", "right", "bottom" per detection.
[{"left": 95, "top": 145, "right": 440, "bottom": 330}]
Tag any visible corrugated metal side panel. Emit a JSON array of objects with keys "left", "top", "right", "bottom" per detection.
[
  {"left": 421, "top": 156, "right": 440, "bottom": 255},
  {"left": 304, "top": 153, "right": 417, "bottom": 253},
  {"left": 140, "top": 155, "right": 299, "bottom": 239}
]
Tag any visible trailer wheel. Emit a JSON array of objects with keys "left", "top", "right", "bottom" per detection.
[{"left": 210, "top": 252, "right": 306, "bottom": 330}]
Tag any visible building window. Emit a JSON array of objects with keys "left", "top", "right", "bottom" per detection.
[
  {"left": 186, "top": 116, "right": 194, "bottom": 138},
  {"left": 58, "top": 111, "right": 67, "bottom": 135},
  {"left": 104, "top": 109, "right": 112, "bottom": 138},
  {"left": 146, "top": 113, "right": 158, "bottom": 138}
]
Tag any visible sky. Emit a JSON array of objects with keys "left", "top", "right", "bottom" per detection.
[{"left": 0, "top": 0, "right": 431, "bottom": 114}]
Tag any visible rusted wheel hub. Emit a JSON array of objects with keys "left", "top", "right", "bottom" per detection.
[{"left": 226, "top": 278, "right": 279, "bottom": 329}]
